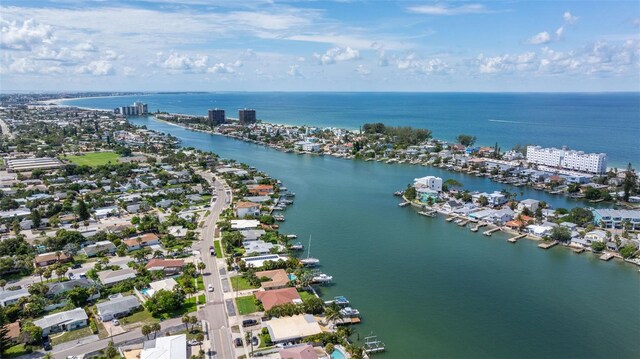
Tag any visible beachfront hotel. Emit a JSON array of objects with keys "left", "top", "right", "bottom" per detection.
[
  {"left": 208, "top": 108, "right": 226, "bottom": 125},
  {"left": 239, "top": 108, "right": 257, "bottom": 124},
  {"left": 526, "top": 145, "right": 607, "bottom": 174}
]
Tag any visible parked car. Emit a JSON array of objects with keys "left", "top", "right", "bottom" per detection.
[
  {"left": 43, "top": 336, "right": 52, "bottom": 351},
  {"left": 209, "top": 246, "right": 216, "bottom": 256},
  {"left": 208, "top": 284, "right": 214, "bottom": 292},
  {"left": 234, "top": 338, "right": 243, "bottom": 347},
  {"left": 112, "top": 319, "right": 120, "bottom": 326},
  {"left": 251, "top": 336, "right": 259, "bottom": 346},
  {"left": 71, "top": 263, "right": 82, "bottom": 269},
  {"left": 188, "top": 339, "right": 202, "bottom": 346},
  {"left": 242, "top": 319, "right": 258, "bottom": 327}
]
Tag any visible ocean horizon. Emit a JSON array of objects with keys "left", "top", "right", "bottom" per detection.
[{"left": 61, "top": 92, "right": 640, "bottom": 168}]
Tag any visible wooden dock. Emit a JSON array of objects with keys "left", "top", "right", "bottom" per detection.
[
  {"left": 457, "top": 220, "right": 469, "bottom": 227},
  {"left": 507, "top": 234, "right": 526, "bottom": 243},
  {"left": 572, "top": 247, "right": 585, "bottom": 254},
  {"left": 335, "top": 317, "right": 361, "bottom": 325},
  {"left": 483, "top": 227, "right": 501, "bottom": 236},
  {"left": 471, "top": 222, "right": 488, "bottom": 232},
  {"left": 538, "top": 240, "right": 558, "bottom": 249},
  {"left": 600, "top": 253, "right": 614, "bottom": 261},
  {"left": 445, "top": 216, "right": 456, "bottom": 222}
]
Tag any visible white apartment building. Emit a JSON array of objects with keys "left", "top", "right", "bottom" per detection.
[
  {"left": 414, "top": 176, "right": 443, "bottom": 192},
  {"left": 526, "top": 146, "right": 607, "bottom": 174}
]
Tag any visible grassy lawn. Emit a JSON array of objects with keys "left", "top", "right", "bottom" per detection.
[
  {"left": 66, "top": 151, "right": 120, "bottom": 166},
  {"left": 4, "top": 344, "right": 29, "bottom": 359},
  {"left": 298, "top": 290, "right": 316, "bottom": 302},
  {"left": 121, "top": 309, "right": 159, "bottom": 328},
  {"left": 214, "top": 240, "right": 222, "bottom": 258},
  {"left": 235, "top": 295, "right": 258, "bottom": 315},
  {"left": 51, "top": 326, "right": 94, "bottom": 346},
  {"left": 158, "top": 296, "right": 200, "bottom": 319},
  {"left": 197, "top": 276, "right": 204, "bottom": 291},
  {"left": 230, "top": 275, "right": 259, "bottom": 291}
]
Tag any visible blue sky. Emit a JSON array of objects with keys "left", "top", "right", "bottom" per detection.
[{"left": 1, "top": 0, "right": 639, "bottom": 92}]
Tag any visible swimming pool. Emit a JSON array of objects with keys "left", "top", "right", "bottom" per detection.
[
  {"left": 288, "top": 273, "right": 297, "bottom": 281},
  {"left": 331, "top": 347, "right": 347, "bottom": 359}
]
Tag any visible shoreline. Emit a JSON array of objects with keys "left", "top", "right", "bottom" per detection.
[
  {"left": 401, "top": 196, "right": 636, "bottom": 267},
  {"left": 52, "top": 94, "right": 634, "bottom": 168}
]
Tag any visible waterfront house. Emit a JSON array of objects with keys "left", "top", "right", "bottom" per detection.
[
  {"left": 240, "top": 229, "right": 266, "bottom": 241},
  {"left": 231, "top": 219, "right": 261, "bottom": 230},
  {"left": 526, "top": 224, "right": 553, "bottom": 237},
  {"left": 247, "top": 184, "right": 275, "bottom": 196},
  {"left": 145, "top": 259, "right": 185, "bottom": 275},
  {"left": 264, "top": 314, "right": 322, "bottom": 344},
  {"left": 33, "top": 308, "right": 88, "bottom": 336},
  {"left": 256, "top": 287, "right": 302, "bottom": 310},
  {"left": 244, "top": 240, "right": 279, "bottom": 255},
  {"left": 0, "top": 288, "right": 29, "bottom": 307},
  {"left": 488, "top": 208, "right": 515, "bottom": 224},
  {"left": 80, "top": 240, "right": 117, "bottom": 257},
  {"left": 592, "top": 209, "right": 640, "bottom": 230},
  {"left": 234, "top": 201, "right": 261, "bottom": 218},
  {"left": 97, "top": 268, "right": 137, "bottom": 286},
  {"left": 279, "top": 344, "right": 325, "bottom": 359},
  {"left": 243, "top": 254, "right": 288, "bottom": 268},
  {"left": 584, "top": 230, "right": 607, "bottom": 244},
  {"left": 517, "top": 199, "right": 540, "bottom": 213},
  {"left": 34, "top": 251, "right": 71, "bottom": 267},
  {"left": 255, "top": 269, "right": 290, "bottom": 290},
  {"left": 96, "top": 295, "right": 141, "bottom": 321},
  {"left": 443, "top": 200, "right": 463, "bottom": 212}
]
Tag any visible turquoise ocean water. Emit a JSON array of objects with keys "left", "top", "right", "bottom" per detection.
[{"left": 62, "top": 92, "right": 640, "bottom": 167}]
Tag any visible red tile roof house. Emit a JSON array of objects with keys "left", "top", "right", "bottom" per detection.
[
  {"left": 34, "top": 252, "right": 71, "bottom": 267},
  {"left": 255, "top": 287, "right": 302, "bottom": 311},
  {"left": 123, "top": 233, "right": 160, "bottom": 251},
  {"left": 145, "top": 259, "right": 185, "bottom": 275},
  {"left": 247, "top": 184, "right": 274, "bottom": 196},
  {"left": 234, "top": 201, "right": 261, "bottom": 218}
]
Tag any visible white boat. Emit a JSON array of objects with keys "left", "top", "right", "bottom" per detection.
[
  {"left": 301, "top": 235, "right": 320, "bottom": 266},
  {"left": 312, "top": 273, "right": 333, "bottom": 283},
  {"left": 286, "top": 234, "right": 298, "bottom": 239},
  {"left": 340, "top": 307, "right": 360, "bottom": 317},
  {"left": 301, "top": 257, "right": 320, "bottom": 266},
  {"left": 290, "top": 242, "right": 304, "bottom": 251}
]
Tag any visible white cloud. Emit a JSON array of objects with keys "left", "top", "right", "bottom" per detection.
[
  {"left": 287, "top": 64, "right": 303, "bottom": 78},
  {"left": 77, "top": 60, "right": 114, "bottom": 76},
  {"left": 313, "top": 47, "right": 360, "bottom": 65},
  {"left": 156, "top": 51, "right": 208, "bottom": 72},
  {"left": 528, "top": 31, "right": 551, "bottom": 45},
  {"left": 207, "top": 60, "right": 242, "bottom": 74},
  {"left": 355, "top": 64, "right": 371, "bottom": 76},
  {"left": 0, "top": 18, "right": 52, "bottom": 50},
  {"left": 556, "top": 26, "right": 565, "bottom": 39},
  {"left": 396, "top": 53, "right": 450, "bottom": 75},
  {"left": 407, "top": 4, "right": 489, "bottom": 16},
  {"left": 477, "top": 52, "right": 537, "bottom": 74},
  {"left": 207, "top": 63, "right": 235, "bottom": 74},
  {"left": 102, "top": 50, "right": 121, "bottom": 61},
  {"left": 563, "top": 11, "right": 578, "bottom": 25},
  {"left": 74, "top": 42, "right": 96, "bottom": 52}
]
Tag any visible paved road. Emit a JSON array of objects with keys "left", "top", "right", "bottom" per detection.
[
  {"left": 0, "top": 118, "right": 14, "bottom": 139},
  {"left": 196, "top": 171, "right": 235, "bottom": 359}
]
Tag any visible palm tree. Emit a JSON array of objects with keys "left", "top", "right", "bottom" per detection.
[
  {"left": 151, "top": 323, "right": 161, "bottom": 339},
  {"left": 323, "top": 305, "right": 344, "bottom": 327},
  {"left": 197, "top": 262, "right": 206, "bottom": 275},
  {"left": 55, "top": 266, "right": 68, "bottom": 282},
  {"left": 142, "top": 324, "right": 152, "bottom": 339}
]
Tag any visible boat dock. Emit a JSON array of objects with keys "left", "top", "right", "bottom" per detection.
[
  {"left": 445, "top": 216, "right": 456, "bottom": 222},
  {"left": 600, "top": 253, "right": 614, "bottom": 261},
  {"left": 538, "top": 241, "right": 558, "bottom": 249},
  {"left": 471, "top": 222, "right": 487, "bottom": 232},
  {"left": 483, "top": 227, "right": 501, "bottom": 236},
  {"left": 457, "top": 220, "right": 469, "bottom": 227},
  {"left": 364, "top": 335, "right": 386, "bottom": 354},
  {"left": 335, "top": 317, "right": 361, "bottom": 325},
  {"left": 507, "top": 234, "right": 526, "bottom": 243},
  {"left": 572, "top": 247, "right": 585, "bottom": 254},
  {"left": 418, "top": 210, "right": 437, "bottom": 217}
]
